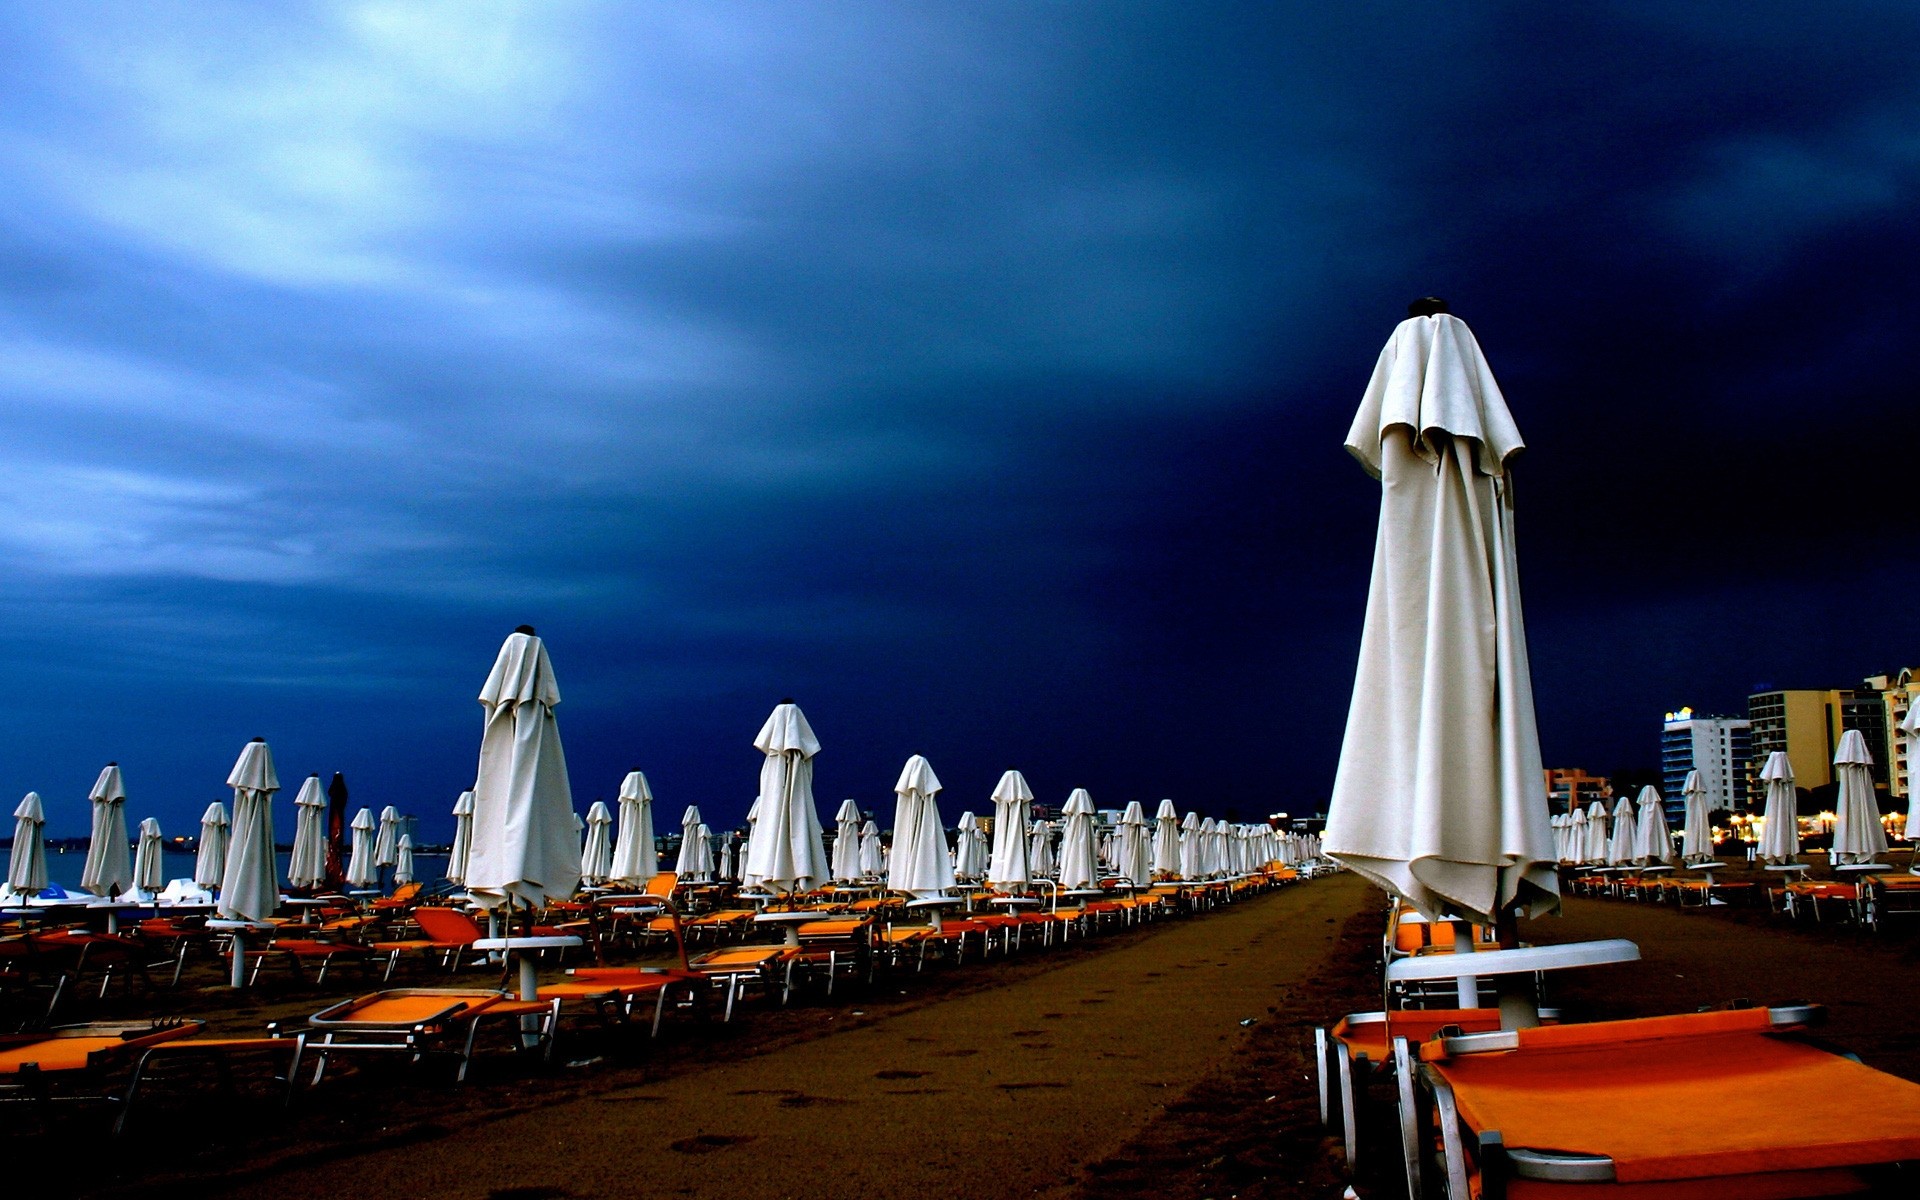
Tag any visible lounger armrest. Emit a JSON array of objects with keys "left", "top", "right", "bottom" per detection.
[{"left": 1384, "top": 939, "right": 1639, "bottom": 983}]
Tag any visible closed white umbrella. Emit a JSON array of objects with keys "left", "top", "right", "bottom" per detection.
[
  {"left": 1633, "top": 787, "right": 1672, "bottom": 865},
  {"left": 1903, "top": 705, "right": 1920, "bottom": 841},
  {"left": 1323, "top": 309, "right": 1556, "bottom": 926},
  {"left": 1606, "top": 796, "right": 1638, "bottom": 867},
  {"left": 692, "top": 824, "right": 716, "bottom": 880},
  {"left": 1831, "top": 729, "right": 1887, "bottom": 866},
  {"left": 196, "top": 802, "right": 229, "bottom": 889},
  {"left": 675, "top": 806, "right": 706, "bottom": 879},
  {"left": 1581, "top": 800, "right": 1608, "bottom": 864},
  {"left": 717, "top": 831, "right": 737, "bottom": 882},
  {"left": 951, "top": 811, "right": 987, "bottom": 880},
  {"left": 611, "top": 770, "right": 658, "bottom": 887},
  {"left": 1151, "top": 800, "right": 1181, "bottom": 876},
  {"left": 130, "top": 817, "right": 165, "bottom": 895},
  {"left": 466, "top": 627, "right": 579, "bottom": 911},
  {"left": 346, "top": 807, "right": 378, "bottom": 888},
  {"left": 81, "top": 763, "right": 132, "bottom": 898},
  {"left": 1116, "top": 801, "right": 1151, "bottom": 887},
  {"left": 219, "top": 738, "right": 281, "bottom": 923},
  {"left": 447, "top": 790, "right": 475, "bottom": 884},
  {"left": 580, "top": 801, "right": 614, "bottom": 885},
  {"left": 1196, "top": 817, "right": 1220, "bottom": 877},
  {"left": 741, "top": 797, "right": 763, "bottom": 885},
  {"left": 288, "top": 775, "right": 328, "bottom": 889},
  {"left": 987, "top": 769, "right": 1034, "bottom": 889},
  {"left": 858, "top": 818, "right": 884, "bottom": 877},
  {"left": 1548, "top": 814, "right": 1565, "bottom": 863},
  {"left": 374, "top": 806, "right": 401, "bottom": 868},
  {"left": 1028, "top": 819, "right": 1055, "bottom": 879},
  {"left": 831, "top": 798, "right": 862, "bottom": 883},
  {"left": 1057, "top": 789, "right": 1099, "bottom": 889},
  {"left": 1178, "top": 812, "right": 1201, "bottom": 878},
  {"left": 888, "top": 755, "right": 955, "bottom": 898},
  {"left": 744, "top": 702, "right": 829, "bottom": 895},
  {"left": 1679, "top": 771, "right": 1715, "bottom": 862},
  {"left": 1757, "top": 751, "right": 1800, "bottom": 864},
  {"left": 394, "top": 835, "right": 416, "bottom": 885},
  {"left": 8, "top": 793, "right": 47, "bottom": 894}
]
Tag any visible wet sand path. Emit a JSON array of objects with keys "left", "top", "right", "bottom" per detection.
[{"left": 226, "top": 876, "right": 1369, "bottom": 1200}]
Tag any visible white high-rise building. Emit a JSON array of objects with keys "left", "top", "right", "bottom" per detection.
[{"left": 1661, "top": 708, "right": 1751, "bottom": 820}]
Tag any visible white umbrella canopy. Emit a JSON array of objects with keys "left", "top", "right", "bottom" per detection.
[
  {"left": 580, "top": 801, "right": 614, "bottom": 885},
  {"left": 1117, "top": 801, "right": 1152, "bottom": 887},
  {"left": 8, "top": 793, "right": 47, "bottom": 894},
  {"left": 831, "top": 798, "right": 863, "bottom": 883},
  {"left": 374, "top": 806, "right": 402, "bottom": 868},
  {"left": 1633, "top": 786, "right": 1673, "bottom": 865},
  {"left": 691, "top": 824, "right": 716, "bottom": 880},
  {"left": 81, "top": 763, "right": 132, "bottom": 897},
  {"left": 951, "top": 811, "right": 987, "bottom": 880},
  {"left": 675, "top": 806, "right": 706, "bottom": 878},
  {"left": 1548, "top": 814, "right": 1565, "bottom": 863},
  {"left": 394, "top": 835, "right": 416, "bottom": 885},
  {"left": 1606, "top": 796, "right": 1638, "bottom": 866},
  {"left": 447, "top": 790, "right": 475, "bottom": 884},
  {"left": 741, "top": 797, "right": 763, "bottom": 885},
  {"left": 132, "top": 817, "right": 165, "bottom": 895},
  {"left": 1830, "top": 729, "right": 1887, "bottom": 866},
  {"left": 1323, "top": 309, "right": 1557, "bottom": 927},
  {"left": 716, "top": 832, "right": 737, "bottom": 882},
  {"left": 1196, "top": 817, "right": 1219, "bottom": 877},
  {"left": 1151, "top": 800, "right": 1181, "bottom": 876},
  {"left": 987, "top": 769, "right": 1034, "bottom": 889},
  {"left": 1028, "top": 819, "right": 1055, "bottom": 878},
  {"left": 745, "top": 702, "right": 830, "bottom": 894},
  {"left": 466, "top": 628, "right": 580, "bottom": 911},
  {"left": 288, "top": 775, "right": 328, "bottom": 889},
  {"left": 1581, "top": 801, "right": 1608, "bottom": 864},
  {"left": 219, "top": 738, "right": 281, "bottom": 923},
  {"left": 858, "top": 818, "right": 884, "bottom": 877},
  {"left": 1679, "top": 771, "right": 1715, "bottom": 862},
  {"left": 195, "top": 802, "right": 229, "bottom": 889},
  {"left": 611, "top": 770, "right": 658, "bottom": 887},
  {"left": 888, "top": 755, "right": 955, "bottom": 898},
  {"left": 1904, "top": 704, "right": 1920, "bottom": 841},
  {"left": 1057, "top": 789, "right": 1099, "bottom": 889},
  {"left": 346, "top": 807, "right": 378, "bottom": 888},
  {"left": 1757, "top": 751, "right": 1800, "bottom": 863},
  {"left": 1178, "top": 812, "right": 1202, "bottom": 878}
]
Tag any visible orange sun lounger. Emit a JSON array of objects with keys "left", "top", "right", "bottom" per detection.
[
  {"left": 284, "top": 988, "right": 558, "bottom": 1083},
  {"left": 1401, "top": 1005, "right": 1920, "bottom": 1199}
]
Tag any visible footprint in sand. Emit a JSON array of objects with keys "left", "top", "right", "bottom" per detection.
[
  {"left": 997, "top": 1081, "right": 1069, "bottom": 1091},
  {"left": 874, "top": 1069, "right": 929, "bottom": 1080},
  {"left": 1078, "top": 997, "right": 1107, "bottom": 1005},
  {"left": 1008, "top": 1029, "right": 1044, "bottom": 1037},
  {"left": 932, "top": 1048, "right": 979, "bottom": 1058},
  {"left": 885, "top": 1087, "right": 950, "bottom": 1096},
  {"left": 1040, "top": 1012, "right": 1065, "bottom": 1019},
  {"left": 778, "top": 1094, "right": 847, "bottom": 1108},
  {"left": 670, "top": 1134, "right": 754, "bottom": 1154}
]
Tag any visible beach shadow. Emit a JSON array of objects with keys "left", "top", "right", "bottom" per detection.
[
  {"left": 670, "top": 1134, "right": 755, "bottom": 1154},
  {"left": 874, "top": 1069, "right": 929, "bottom": 1080},
  {"left": 489, "top": 1188, "right": 574, "bottom": 1200},
  {"left": 997, "top": 1081, "right": 1069, "bottom": 1091}
]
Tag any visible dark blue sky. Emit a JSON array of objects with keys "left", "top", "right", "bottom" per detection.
[{"left": 2, "top": 3, "right": 1914, "bottom": 839}]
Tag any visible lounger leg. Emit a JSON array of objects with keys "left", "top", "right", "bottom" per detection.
[
  {"left": 1337, "top": 1045, "right": 1358, "bottom": 1163},
  {"left": 1314, "top": 1028, "right": 1330, "bottom": 1125},
  {"left": 1430, "top": 1074, "right": 1471, "bottom": 1200},
  {"left": 171, "top": 941, "right": 189, "bottom": 988},
  {"left": 1392, "top": 1039, "right": 1422, "bottom": 1200},
  {"left": 652, "top": 986, "right": 671, "bottom": 1039}
]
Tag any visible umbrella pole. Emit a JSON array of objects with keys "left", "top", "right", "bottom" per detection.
[{"left": 1493, "top": 902, "right": 1541, "bottom": 1030}]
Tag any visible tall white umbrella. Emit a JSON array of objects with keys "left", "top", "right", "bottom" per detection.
[
  {"left": 8, "top": 793, "right": 47, "bottom": 894},
  {"left": 219, "top": 738, "right": 281, "bottom": 923},
  {"left": 1633, "top": 786, "right": 1673, "bottom": 865},
  {"left": 1028, "top": 819, "right": 1055, "bottom": 878},
  {"left": 1757, "top": 750, "right": 1800, "bottom": 864},
  {"left": 691, "top": 824, "right": 716, "bottom": 880},
  {"left": 196, "top": 802, "right": 229, "bottom": 889},
  {"left": 1581, "top": 800, "right": 1608, "bottom": 864},
  {"left": 717, "top": 832, "right": 737, "bottom": 882},
  {"left": 1116, "top": 801, "right": 1152, "bottom": 887},
  {"left": 675, "top": 805, "right": 706, "bottom": 879},
  {"left": 131, "top": 817, "right": 165, "bottom": 895},
  {"left": 1903, "top": 705, "right": 1920, "bottom": 841},
  {"left": 610, "top": 770, "right": 658, "bottom": 887},
  {"left": 580, "top": 801, "right": 614, "bottom": 884},
  {"left": 81, "top": 763, "right": 132, "bottom": 897},
  {"left": 1178, "top": 811, "right": 1202, "bottom": 878},
  {"left": 1606, "top": 796, "right": 1638, "bottom": 866},
  {"left": 744, "top": 702, "right": 829, "bottom": 894},
  {"left": 741, "top": 797, "right": 763, "bottom": 885},
  {"left": 346, "top": 807, "right": 378, "bottom": 888},
  {"left": 466, "top": 627, "right": 579, "bottom": 910},
  {"left": 374, "top": 806, "right": 402, "bottom": 869},
  {"left": 987, "top": 769, "right": 1034, "bottom": 889},
  {"left": 858, "top": 818, "right": 884, "bottom": 876},
  {"left": 1679, "top": 771, "right": 1715, "bottom": 862},
  {"left": 1196, "top": 817, "right": 1219, "bottom": 877},
  {"left": 1323, "top": 309, "right": 1556, "bottom": 926},
  {"left": 951, "top": 811, "right": 987, "bottom": 880},
  {"left": 394, "top": 835, "right": 416, "bottom": 885},
  {"left": 1057, "top": 788, "right": 1099, "bottom": 889},
  {"left": 1548, "top": 814, "right": 1566, "bottom": 863},
  {"left": 1151, "top": 800, "right": 1181, "bottom": 876},
  {"left": 831, "top": 799, "right": 863, "bottom": 883},
  {"left": 288, "top": 775, "right": 328, "bottom": 889},
  {"left": 447, "top": 790, "right": 475, "bottom": 884},
  {"left": 888, "top": 755, "right": 954, "bottom": 898},
  {"left": 1831, "top": 729, "right": 1887, "bottom": 866}
]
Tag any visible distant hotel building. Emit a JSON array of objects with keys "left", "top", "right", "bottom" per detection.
[
  {"left": 1864, "top": 668, "right": 1918, "bottom": 801},
  {"left": 1746, "top": 675, "right": 1903, "bottom": 800},
  {"left": 1544, "top": 767, "right": 1610, "bottom": 816},
  {"left": 1660, "top": 708, "right": 1749, "bottom": 818}
]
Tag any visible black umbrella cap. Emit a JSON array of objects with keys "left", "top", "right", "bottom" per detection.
[
  {"left": 1407, "top": 296, "right": 1449, "bottom": 317},
  {"left": 514, "top": 624, "right": 536, "bottom": 635}
]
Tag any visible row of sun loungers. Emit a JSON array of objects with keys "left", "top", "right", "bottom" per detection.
[{"left": 1566, "top": 863, "right": 1920, "bottom": 930}]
